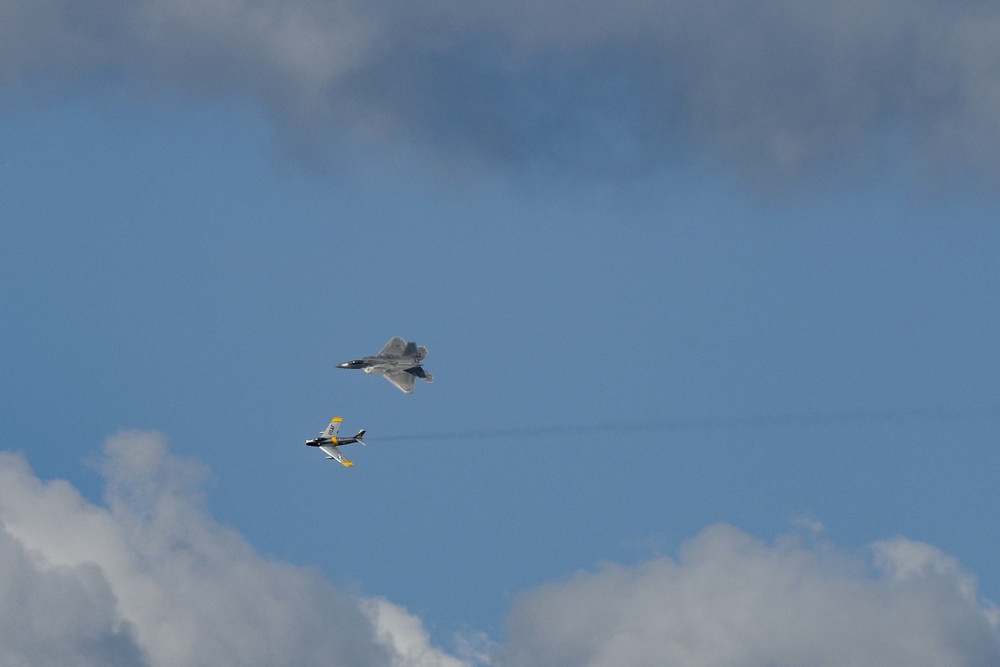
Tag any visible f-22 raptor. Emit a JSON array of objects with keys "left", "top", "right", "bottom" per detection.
[
  {"left": 305, "top": 417, "right": 366, "bottom": 467},
  {"left": 337, "top": 336, "right": 434, "bottom": 393}
]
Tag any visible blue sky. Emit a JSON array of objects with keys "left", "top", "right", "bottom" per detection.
[{"left": 2, "top": 2, "right": 1000, "bottom": 665}]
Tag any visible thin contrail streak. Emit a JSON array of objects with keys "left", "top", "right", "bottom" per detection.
[{"left": 373, "top": 405, "right": 1000, "bottom": 443}]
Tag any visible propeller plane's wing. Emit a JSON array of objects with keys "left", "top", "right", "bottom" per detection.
[
  {"left": 319, "top": 444, "right": 354, "bottom": 467},
  {"left": 320, "top": 417, "right": 343, "bottom": 439}
]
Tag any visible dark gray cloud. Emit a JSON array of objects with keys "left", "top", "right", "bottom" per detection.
[
  {"left": 0, "top": 526, "right": 149, "bottom": 666},
  {"left": 4, "top": 0, "right": 1000, "bottom": 179}
]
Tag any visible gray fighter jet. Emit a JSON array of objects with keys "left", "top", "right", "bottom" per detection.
[
  {"left": 305, "top": 417, "right": 366, "bottom": 467},
  {"left": 337, "top": 336, "right": 434, "bottom": 393}
]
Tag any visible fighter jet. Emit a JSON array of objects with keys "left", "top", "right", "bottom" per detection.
[
  {"left": 305, "top": 417, "right": 366, "bottom": 467},
  {"left": 337, "top": 336, "right": 434, "bottom": 393}
]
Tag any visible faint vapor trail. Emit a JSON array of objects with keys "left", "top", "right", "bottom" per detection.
[{"left": 374, "top": 405, "right": 1000, "bottom": 443}]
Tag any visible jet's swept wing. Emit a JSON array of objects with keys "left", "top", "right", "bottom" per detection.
[
  {"left": 319, "top": 444, "right": 354, "bottom": 467},
  {"left": 378, "top": 336, "right": 407, "bottom": 358},
  {"left": 383, "top": 370, "right": 416, "bottom": 393},
  {"left": 321, "top": 417, "right": 343, "bottom": 439}
]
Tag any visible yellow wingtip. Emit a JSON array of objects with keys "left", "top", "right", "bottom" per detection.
[
  {"left": 332, "top": 417, "right": 343, "bottom": 422},
  {"left": 340, "top": 461, "right": 354, "bottom": 467}
]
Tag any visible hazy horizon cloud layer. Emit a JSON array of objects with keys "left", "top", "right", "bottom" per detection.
[
  {"left": 0, "top": 435, "right": 996, "bottom": 667},
  {"left": 5, "top": 0, "right": 1000, "bottom": 179}
]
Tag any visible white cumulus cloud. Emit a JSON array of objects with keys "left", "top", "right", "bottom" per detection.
[
  {"left": 499, "top": 524, "right": 1000, "bottom": 667},
  {"left": 0, "top": 431, "right": 469, "bottom": 667},
  {"left": 1, "top": 433, "right": 996, "bottom": 667}
]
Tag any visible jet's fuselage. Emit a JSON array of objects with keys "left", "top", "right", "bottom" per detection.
[{"left": 338, "top": 355, "right": 423, "bottom": 372}]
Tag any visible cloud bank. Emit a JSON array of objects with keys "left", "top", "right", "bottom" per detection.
[
  {"left": 501, "top": 524, "right": 1000, "bottom": 667},
  {"left": 0, "top": 431, "right": 467, "bottom": 667},
  {"left": 4, "top": 0, "right": 1000, "bottom": 178},
  {"left": 0, "top": 433, "right": 996, "bottom": 666}
]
